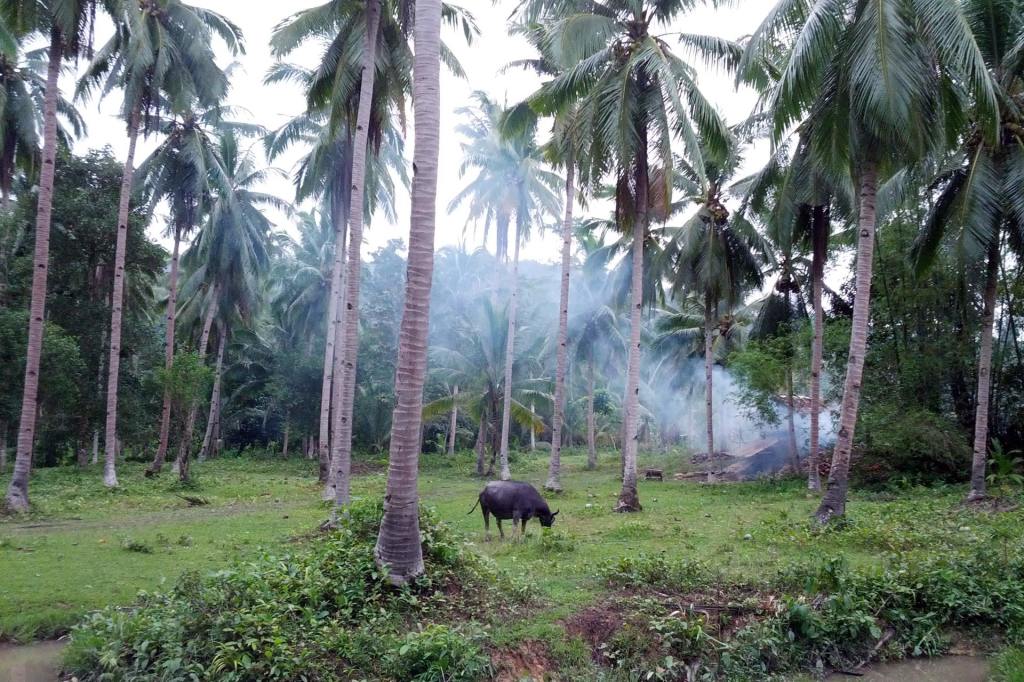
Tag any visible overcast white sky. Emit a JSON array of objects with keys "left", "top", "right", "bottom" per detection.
[{"left": 66, "top": 0, "right": 776, "bottom": 263}]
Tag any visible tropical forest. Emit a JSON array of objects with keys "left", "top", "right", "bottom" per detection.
[{"left": 1, "top": 0, "right": 1024, "bottom": 680}]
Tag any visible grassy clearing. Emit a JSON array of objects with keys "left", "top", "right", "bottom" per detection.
[{"left": 2, "top": 449, "right": 1023, "bottom": 672}]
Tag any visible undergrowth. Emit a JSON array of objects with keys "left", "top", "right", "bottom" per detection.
[
  {"left": 64, "top": 500, "right": 532, "bottom": 681},
  {"left": 593, "top": 545, "right": 1024, "bottom": 680}
]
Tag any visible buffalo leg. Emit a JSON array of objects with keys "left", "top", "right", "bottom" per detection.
[
  {"left": 496, "top": 518, "right": 504, "bottom": 539},
  {"left": 483, "top": 509, "right": 491, "bottom": 541},
  {"left": 521, "top": 518, "right": 527, "bottom": 536}
]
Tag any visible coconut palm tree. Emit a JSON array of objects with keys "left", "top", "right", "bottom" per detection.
[
  {"left": 4, "top": 0, "right": 105, "bottom": 511},
  {"left": 449, "top": 91, "right": 562, "bottom": 482},
  {"left": 665, "top": 141, "right": 764, "bottom": 461},
  {"left": 138, "top": 105, "right": 238, "bottom": 475},
  {"left": 520, "top": 0, "right": 731, "bottom": 511},
  {"left": 78, "top": 0, "right": 241, "bottom": 488},
  {"left": 744, "top": 0, "right": 997, "bottom": 522},
  {"left": 909, "top": 0, "right": 1024, "bottom": 501},
  {"left": 173, "top": 128, "right": 280, "bottom": 481},
  {"left": 504, "top": 19, "right": 591, "bottom": 491},
  {"left": 733, "top": 129, "right": 848, "bottom": 491},
  {"left": 374, "top": 0, "right": 443, "bottom": 585},
  {"left": 263, "top": 97, "right": 405, "bottom": 484}
]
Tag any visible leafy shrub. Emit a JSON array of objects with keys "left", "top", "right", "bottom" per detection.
[
  {"left": 855, "top": 404, "right": 970, "bottom": 485},
  {"left": 65, "top": 499, "right": 530, "bottom": 681},
  {"left": 993, "top": 647, "right": 1024, "bottom": 682},
  {"left": 593, "top": 546, "right": 1024, "bottom": 679},
  {"left": 385, "top": 624, "right": 491, "bottom": 681}
]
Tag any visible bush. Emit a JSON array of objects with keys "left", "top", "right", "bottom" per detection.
[
  {"left": 65, "top": 500, "right": 530, "bottom": 681},
  {"left": 593, "top": 546, "right": 1024, "bottom": 679},
  {"left": 855, "top": 404, "right": 971, "bottom": 485}
]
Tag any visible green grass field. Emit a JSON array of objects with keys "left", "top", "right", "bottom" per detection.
[{"left": 2, "top": 447, "right": 1023, "bottom": 665}]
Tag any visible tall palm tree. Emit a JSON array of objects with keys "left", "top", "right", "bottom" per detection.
[
  {"left": 521, "top": 0, "right": 731, "bottom": 511},
  {"left": 733, "top": 130, "right": 848, "bottom": 491},
  {"left": 450, "top": 91, "right": 561, "bottom": 481},
  {"left": 264, "top": 97, "right": 405, "bottom": 484},
  {"left": 374, "top": 0, "right": 443, "bottom": 586},
  {"left": 505, "top": 20, "right": 590, "bottom": 491},
  {"left": 910, "top": 0, "right": 1024, "bottom": 501},
  {"left": 666, "top": 143, "right": 764, "bottom": 461},
  {"left": 138, "top": 106, "right": 237, "bottom": 475},
  {"left": 78, "top": 0, "right": 241, "bottom": 488},
  {"left": 4, "top": 0, "right": 104, "bottom": 511},
  {"left": 744, "top": 0, "right": 997, "bottom": 522},
  {"left": 272, "top": 0, "right": 417, "bottom": 509},
  {"left": 174, "top": 129, "right": 279, "bottom": 481}
]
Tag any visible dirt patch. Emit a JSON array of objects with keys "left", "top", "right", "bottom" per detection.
[
  {"left": 564, "top": 604, "right": 625, "bottom": 663},
  {"left": 490, "top": 640, "right": 554, "bottom": 682}
]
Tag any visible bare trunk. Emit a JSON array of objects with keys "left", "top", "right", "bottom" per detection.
[
  {"left": 176, "top": 294, "right": 217, "bottom": 475},
  {"left": 475, "top": 411, "right": 486, "bottom": 476},
  {"left": 704, "top": 292, "right": 715, "bottom": 458},
  {"left": 180, "top": 325, "right": 225, "bottom": 479},
  {"left": 786, "top": 366, "right": 800, "bottom": 473},
  {"left": 546, "top": 162, "right": 574, "bottom": 491},
  {"left": 497, "top": 234, "right": 520, "bottom": 481},
  {"left": 199, "top": 329, "right": 226, "bottom": 462},
  {"left": 816, "top": 164, "right": 878, "bottom": 523},
  {"left": 0, "top": 421, "right": 7, "bottom": 473},
  {"left": 587, "top": 359, "right": 597, "bottom": 470},
  {"left": 102, "top": 106, "right": 141, "bottom": 488},
  {"left": 530, "top": 403, "right": 536, "bottom": 452},
  {"left": 282, "top": 417, "right": 290, "bottom": 459},
  {"left": 967, "top": 239, "right": 1000, "bottom": 500},
  {"left": 148, "top": 223, "right": 183, "bottom": 475},
  {"left": 447, "top": 385, "right": 458, "bottom": 455},
  {"left": 318, "top": 172, "right": 351, "bottom": 484},
  {"left": 5, "top": 33, "right": 62, "bottom": 511},
  {"left": 808, "top": 205, "right": 827, "bottom": 492},
  {"left": 329, "top": 0, "right": 381, "bottom": 512},
  {"left": 616, "top": 138, "right": 647, "bottom": 513},
  {"left": 374, "top": 0, "right": 440, "bottom": 583}
]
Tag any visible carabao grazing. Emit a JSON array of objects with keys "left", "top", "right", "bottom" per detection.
[{"left": 468, "top": 481, "right": 559, "bottom": 540}]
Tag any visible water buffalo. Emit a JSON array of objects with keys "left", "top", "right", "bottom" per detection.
[{"left": 467, "top": 480, "right": 559, "bottom": 540}]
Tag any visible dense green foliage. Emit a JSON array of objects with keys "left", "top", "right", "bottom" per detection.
[{"left": 64, "top": 499, "right": 526, "bottom": 681}]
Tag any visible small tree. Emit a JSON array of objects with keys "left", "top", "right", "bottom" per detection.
[{"left": 157, "top": 351, "right": 212, "bottom": 483}]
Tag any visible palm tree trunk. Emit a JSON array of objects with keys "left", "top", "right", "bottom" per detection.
[
  {"left": 967, "top": 239, "right": 1000, "bottom": 500},
  {"left": 5, "top": 32, "right": 63, "bottom": 512},
  {"left": 199, "top": 327, "right": 225, "bottom": 462},
  {"left": 282, "top": 416, "right": 290, "bottom": 459},
  {"left": 546, "top": 162, "right": 574, "bottom": 491},
  {"left": 475, "top": 410, "right": 487, "bottom": 476},
  {"left": 498, "top": 235, "right": 520, "bottom": 481},
  {"left": 374, "top": 0, "right": 441, "bottom": 584},
  {"left": 587, "top": 359, "right": 597, "bottom": 470},
  {"left": 148, "top": 223, "right": 183, "bottom": 476},
  {"left": 816, "top": 164, "right": 878, "bottom": 523},
  {"left": 329, "top": 0, "right": 382, "bottom": 511},
  {"left": 447, "top": 385, "right": 458, "bottom": 455},
  {"left": 318, "top": 171, "right": 351, "bottom": 484},
  {"left": 175, "top": 301, "right": 219, "bottom": 481},
  {"left": 616, "top": 140, "right": 647, "bottom": 513},
  {"left": 101, "top": 105, "right": 142, "bottom": 489},
  {"left": 704, "top": 291, "right": 715, "bottom": 458},
  {"left": 786, "top": 366, "right": 800, "bottom": 472},
  {"left": 1, "top": 421, "right": 7, "bottom": 474},
  {"left": 808, "top": 205, "right": 827, "bottom": 492}
]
